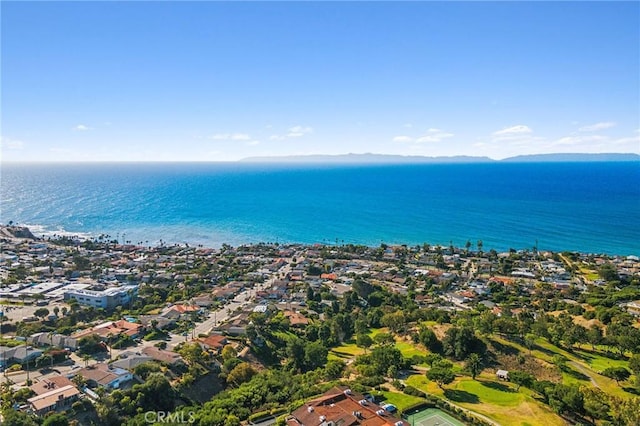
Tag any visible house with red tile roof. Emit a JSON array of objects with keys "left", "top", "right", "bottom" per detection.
[
  {"left": 283, "top": 310, "right": 310, "bottom": 327},
  {"left": 196, "top": 334, "right": 228, "bottom": 354},
  {"left": 73, "top": 319, "right": 144, "bottom": 340},
  {"left": 287, "top": 386, "right": 408, "bottom": 426}
]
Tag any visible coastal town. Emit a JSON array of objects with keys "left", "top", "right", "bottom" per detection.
[{"left": 1, "top": 225, "right": 639, "bottom": 426}]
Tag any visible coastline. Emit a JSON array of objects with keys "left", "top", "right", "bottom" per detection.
[
  {"left": 2, "top": 162, "right": 638, "bottom": 257},
  {"left": 3, "top": 224, "right": 639, "bottom": 259}
]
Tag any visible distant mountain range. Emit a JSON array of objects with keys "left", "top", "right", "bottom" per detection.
[{"left": 240, "top": 152, "right": 640, "bottom": 164}]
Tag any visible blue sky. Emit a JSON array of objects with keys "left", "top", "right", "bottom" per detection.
[{"left": 2, "top": 1, "right": 639, "bottom": 162}]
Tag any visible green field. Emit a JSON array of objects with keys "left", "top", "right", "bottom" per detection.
[
  {"left": 395, "top": 341, "right": 429, "bottom": 358},
  {"left": 405, "top": 373, "right": 566, "bottom": 426},
  {"left": 329, "top": 327, "right": 429, "bottom": 361},
  {"left": 377, "top": 391, "right": 426, "bottom": 412}
]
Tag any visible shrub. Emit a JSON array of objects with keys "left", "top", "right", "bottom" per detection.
[{"left": 402, "top": 386, "right": 426, "bottom": 398}]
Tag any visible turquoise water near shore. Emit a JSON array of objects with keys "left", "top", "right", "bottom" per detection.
[{"left": 1, "top": 162, "right": 639, "bottom": 255}]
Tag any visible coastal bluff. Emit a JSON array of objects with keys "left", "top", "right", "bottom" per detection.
[{"left": 0, "top": 225, "right": 37, "bottom": 240}]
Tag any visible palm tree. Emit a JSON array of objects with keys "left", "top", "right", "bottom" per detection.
[{"left": 465, "top": 353, "right": 483, "bottom": 380}]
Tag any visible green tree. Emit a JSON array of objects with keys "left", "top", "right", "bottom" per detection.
[
  {"left": 285, "top": 337, "right": 306, "bottom": 372},
  {"left": 133, "top": 361, "right": 161, "bottom": 380},
  {"left": 33, "top": 308, "right": 50, "bottom": 320},
  {"left": 598, "top": 263, "right": 619, "bottom": 282},
  {"left": 221, "top": 345, "right": 237, "bottom": 361},
  {"left": 552, "top": 354, "right": 567, "bottom": 371},
  {"left": 356, "top": 333, "right": 373, "bottom": 353},
  {"left": 1, "top": 410, "right": 38, "bottom": 426},
  {"left": 610, "top": 396, "right": 640, "bottom": 426},
  {"left": 373, "top": 332, "right": 395, "bottom": 346},
  {"left": 226, "top": 362, "right": 256, "bottom": 387},
  {"left": 509, "top": 371, "right": 534, "bottom": 391},
  {"left": 178, "top": 342, "right": 207, "bottom": 365},
  {"left": 304, "top": 341, "right": 328, "bottom": 371},
  {"left": 465, "top": 353, "right": 483, "bottom": 380},
  {"left": 602, "top": 367, "right": 631, "bottom": 385},
  {"left": 426, "top": 360, "right": 455, "bottom": 389},
  {"left": 42, "top": 413, "right": 70, "bottom": 426},
  {"left": 380, "top": 311, "right": 406, "bottom": 334},
  {"left": 586, "top": 325, "right": 604, "bottom": 350},
  {"left": 416, "top": 326, "right": 442, "bottom": 353},
  {"left": 442, "top": 326, "right": 485, "bottom": 360},
  {"left": 582, "top": 387, "right": 611, "bottom": 423}
]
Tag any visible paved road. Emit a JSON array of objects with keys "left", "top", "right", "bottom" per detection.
[
  {"left": 190, "top": 259, "right": 294, "bottom": 338},
  {"left": 1, "top": 255, "right": 300, "bottom": 382}
]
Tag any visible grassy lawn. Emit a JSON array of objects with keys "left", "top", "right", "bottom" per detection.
[
  {"left": 329, "top": 342, "right": 364, "bottom": 359},
  {"left": 406, "top": 373, "right": 566, "bottom": 426},
  {"left": 494, "top": 336, "right": 634, "bottom": 398},
  {"left": 369, "top": 327, "right": 389, "bottom": 337},
  {"left": 376, "top": 391, "right": 425, "bottom": 411},
  {"left": 573, "top": 347, "right": 629, "bottom": 371},
  {"left": 330, "top": 328, "right": 428, "bottom": 361},
  {"left": 395, "top": 341, "right": 428, "bottom": 358}
]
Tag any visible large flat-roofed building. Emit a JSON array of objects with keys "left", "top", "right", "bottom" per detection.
[{"left": 63, "top": 285, "right": 137, "bottom": 309}]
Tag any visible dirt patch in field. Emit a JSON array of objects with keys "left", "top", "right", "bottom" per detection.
[
  {"left": 431, "top": 324, "right": 451, "bottom": 340},
  {"left": 495, "top": 354, "right": 562, "bottom": 382},
  {"left": 573, "top": 315, "right": 603, "bottom": 329}
]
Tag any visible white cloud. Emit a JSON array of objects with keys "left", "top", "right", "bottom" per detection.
[
  {"left": 579, "top": 122, "right": 616, "bottom": 132},
  {"left": 246, "top": 140, "right": 260, "bottom": 146},
  {"left": 403, "top": 123, "right": 413, "bottom": 128},
  {"left": 209, "top": 133, "right": 251, "bottom": 141},
  {"left": 611, "top": 135, "right": 640, "bottom": 146},
  {"left": 0, "top": 137, "right": 25, "bottom": 150},
  {"left": 394, "top": 128, "right": 454, "bottom": 144},
  {"left": 416, "top": 129, "right": 454, "bottom": 143},
  {"left": 551, "top": 135, "right": 608, "bottom": 146},
  {"left": 287, "top": 126, "right": 313, "bottom": 138},
  {"left": 393, "top": 136, "right": 414, "bottom": 143},
  {"left": 73, "top": 124, "right": 91, "bottom": 131},
  {"left": 269, "top": 125, "right": 314, "bottom": 140},
  {"left": 492, "top": 125, "right": 532, "bottom": 137}
]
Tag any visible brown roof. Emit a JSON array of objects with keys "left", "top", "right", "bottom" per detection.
[
  {"left": 169, "top": 304, "right": 200, "bottom": 314},
  {"left": 284, "top": 310, "right": 310, "bottom": 326},
  {"left": 73, "top": 320, "right": 143, "bottom": 339},
  {"left": 76, "top": 363, "right": 129, "bottom": 387},
  {"left": 141, "top": 346, "right": 184, "bottom": 365},
  {"left": 30, "top": 376, "right": 75, "bottom": 396},
  {"left": 28, "top": 385, "right": 80, "bottom": 412},
  {"left": 197, "top": 334, "right": 228, "bottom": 350},
  {"left": 290, "top": 386, "right": 408, "bottom": 426}
]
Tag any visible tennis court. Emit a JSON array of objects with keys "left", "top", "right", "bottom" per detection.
[{"left": 404, "top": 407, "right": 466, "bottom": 426}]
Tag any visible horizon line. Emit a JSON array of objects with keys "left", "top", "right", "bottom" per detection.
[{"left": 2, "top": 151, "right": 639, "bottom": 164}]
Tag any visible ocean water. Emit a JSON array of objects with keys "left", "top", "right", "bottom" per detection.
[{"left": 1, "top": 162, "right": 639, "bottom": 255}]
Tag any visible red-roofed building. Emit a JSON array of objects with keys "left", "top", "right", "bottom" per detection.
[
  {"left": 73, "top": 319, "right": 144, "bottom": 340},
  {"left": 196, "top": 334, "right": 228, "bottom": 354},
  {"left": 321, "top": 273, "right": 338, "bottom": 281},
  {"left": 284, "top": 310, "right": 310, "bottom": 327},
  {"left": 287, "top": 386, "right": 408, "bottom": 426}
]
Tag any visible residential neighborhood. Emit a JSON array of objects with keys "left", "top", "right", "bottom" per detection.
[{"left": 1, "top": 226, "right": 639, "bottom": 426}]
